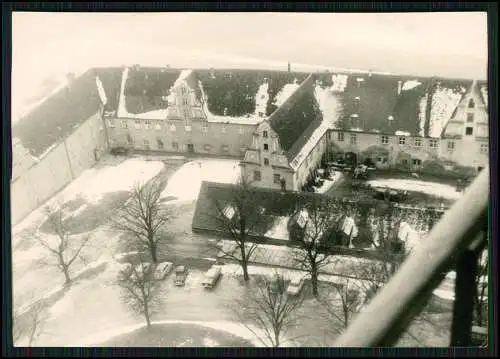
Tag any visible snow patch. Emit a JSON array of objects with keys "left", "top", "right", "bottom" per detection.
[
  {"left": 395, "top": 131, "right": 411, "bottom": 136},
  {"left": 130, "top": 109, "right": 168, "bottom": 120},
  {"left": 264, "top": 216, "right": 290, "bottom": 241},
  {"left": 173, "top": 69, "right": 193, "bottom": 88},
  {"left": 418, "top": 95, "right": 428, "bottom": 137},
  {"left": 273, "top": 83, "right": 300, "bottom": 108},
  {"left": 58, "top": 157, "right": 164, "bottom": 205},
  {"left": 402, "top": 80, "right": 422, "bottom": 92},
  {"left": 314, "top": 85, "right": 343, "bottom": 129},
  {"left": 161, "top": 159, "right": 241, "bottom": 203},
  {"left": 203, "top": 337, "right": 219, "bottom": 347},
  {"left": 95, "top": 76, "right": 108, "bottom": 105},
  {"left": 330, "top": 74, "right": 349, "bottom": 93},
  {"left": 117, "top": 67, "right": 131, "bottom": 118},
  {"left": 367, "top": 179, "right": 462, "bottom": 200},
  {"left": 429, "top": 86, "right": 463, "bottom": 138},
  {"left": 254, "top": 82, "right": 269, "bottom": 116},
  {"left": 350, "top": 127, "right": 363, "bottom": 132},
  {"left": 480, "top": 86, "right": 488, "bottom": 107}
]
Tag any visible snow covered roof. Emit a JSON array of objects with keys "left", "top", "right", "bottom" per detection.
[
  {"left": 314, "top": 71, "right": 475, "bottom": 137},
  {"left": 12, "top": 68, "right": 106, "bottom": 157}
]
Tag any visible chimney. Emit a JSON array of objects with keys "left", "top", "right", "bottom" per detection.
[
  {"left": 397, "top": 80, "right": 402, "bottom": 95},
  {"left": 288, "top": 61, "right": 291, "bottom": 73},
  {"left": 210, "top": 68, "right": 216, "bottom": 79}
]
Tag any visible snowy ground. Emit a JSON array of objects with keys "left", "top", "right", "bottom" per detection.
[
  {"left": 367, "top": 178, "right": 462, "bottom": 201},
  {"left": 264, "top": 216, "right": 290, "bottom": 241},
  {"left": 160, "top": 159, "right": 241, "bottom": 203}
]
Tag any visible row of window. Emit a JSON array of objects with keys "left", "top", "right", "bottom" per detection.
[
  {"left": 336, "top": 132, "right": 476, "bottom": 148},
  {"left": 253, "top": 170, "right": 281, "bottom": 184},
  {"left": 138, "top": 138, "right": 237, "bottom": 153},
  {"left": 110, "top": 119, "right": 246, "bottom": 134}
]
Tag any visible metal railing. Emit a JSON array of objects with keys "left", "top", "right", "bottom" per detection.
[{"left": 333, "top": 165, "right": 490, "bottom": 347}]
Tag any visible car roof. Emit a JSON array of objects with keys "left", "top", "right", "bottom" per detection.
[{"left": 176, "top": 265, "right": 185, "bottom": 271}]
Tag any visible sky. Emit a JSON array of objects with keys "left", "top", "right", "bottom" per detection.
[{"left": 11, "top": 12, "right": 488, "bottom": 121}]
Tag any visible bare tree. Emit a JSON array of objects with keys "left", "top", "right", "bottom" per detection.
[
  {"left": 117, "top": 260, "right": 161, "bottom": 328},
  {"left": 210, "top": 175, "right": 262, "bottom": 282},
  {"left": 474, "top": 246, "right": 488, "bottom": 328},
  {"left": 234, "top": 273, "right": 304, "bottom": 347},
  {"left": 111, "top": 179, "right": 172, "bottom": 264},
  {"left": 34, "top": 205, "right": 91, "bottom": 285},
  {"left": 13, "top": 301, "right": 48, "bottom": 346},
  {"left": 290, "top": 196, "right": 341, "bottom": 296},
  {"left": 319, "top": 278, "right": 365, "bottom": 333}
]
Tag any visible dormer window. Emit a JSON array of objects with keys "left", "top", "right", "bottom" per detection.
[
  {"left": 263, "top": 130, "right": 268, "bottom": 138},
  {"left": 468, "top": 99, "right": 475, "bottom": 108}
]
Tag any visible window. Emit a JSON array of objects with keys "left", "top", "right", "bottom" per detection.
[
  {"left": 169, "top": 124, "right": 176, "bottom": 132},
  {"left": 185, "top": 125, "right": 192, "bottom": 132},
  {"left": 221, "top": 126, "right": 226, "bottom": 133},
  {"left": 183, "top": 98, "right": 188, "bottom": 106},
  {"left": 221, "top": 145, "right": 229, "bottom": 152},
  {"left": 429, "top": 139, "right": 439, "bottom": 148},
  {"left": 254, "top": 170, "right": 261, "bottom": 181},
  {"left": 263, "top": 144, "right": 269, "bottom": 151},
  {"left": 127, "top": 134, "right": 133, "bottom": 144},
  {"left": 264, "top": 158, "right": 269, "bottom": 166},
  {"left": 465, "top": 127, "right": 473, "bottom": 136},
  {"left": 401, "top": 159, "right": 408, "bottom": 165},
  {"left": 274, "top": 174, "right": 281, "bottom": 184},
  {"left": 156, "top": 139, "right": 164, "bottom": 149},
  {"left": 263, "top": 130, "right": 268, "bottom": 138},
  {"left": 134, "top": 120, "right": 141, "bottom": 129},
  {"left": 121, "top": 120, "right": 128, "bottom": 129},
  {"left": 239, "top": 127, "right": 244, "bottom": 135},
  {"left": 399, "top": 136, "right": 406, "bottom": 145},
  {"left": 204, "top": 144, "right": 212, "bottom": 151},
  {"left": 145, "top": 120, "right": 152, "bottom": 130},
  {"left": 414, "top": 138, "right": 422, "bottom": 147},
  {"left": 172, "top": 142, "right": 179, "bottom": 151},
  {"left": 467, "top": 113, "right": 474, "bottom": 123},
  {"left": 202, "top": 125, "right": 208, "bottom": 133},
  {"left": 480, "top": 143, "right": 488, "bottom": 154},
  {"left": 155, "top": 123, "right": 162, "bottom": 131},
  {"left": 468, "top": 99, "right": 475, "bottom": 108},
  {"left": 412, "top": 159, "right": 422, "bottom": 166},
  {"left": 447, "top": 141, "right": 455, "bottom": 151},
  {"left": 143, "top": 139, "right": 150, "bottom": 149},
  {"left": 381, "top": 135, "right": 389, "bottom": 144},
  {"left": 350, "top": 134, "right": 357, "bottom": 144},
  {"left": 338, "top": 132, "right": 344, "bottom": 141}
]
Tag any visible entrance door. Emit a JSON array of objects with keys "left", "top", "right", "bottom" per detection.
[{"left": 187, "top": 144, "right": 194, "bottom": 154}]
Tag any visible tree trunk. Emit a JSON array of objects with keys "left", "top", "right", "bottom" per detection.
[
  {"left": 150, "top": 240, "right": 158, "bottom": 263},
  {"left": 274, "top": 331, "right": 280, "bottom": 347},
  {"left": 144, "top": 304, "right": 152, "bottom": 328},
  {"left": 62, "top": 266, "right": 72, "bottom": 286},
  {"left": 240, "top": 246, "right": 250, "bottom": 282},
  {"left": 311, "top": 266, "right": 319, "bottom": 296}
]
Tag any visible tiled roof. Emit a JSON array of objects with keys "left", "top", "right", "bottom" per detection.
[
  {"left": 315, "top": 72, "right": 475, "bottom": 137},
  {"left": 269, "top": 77, "right": 323, "bottom": 161},
  {"left": 123, "top": 67, "right": 182, "bottom": 114},
  {"left": 12, "top": 69, "right": 103, "bottom": 157},
  {"left": 196, "top": 69, "right": 309, "bottom": 117}
]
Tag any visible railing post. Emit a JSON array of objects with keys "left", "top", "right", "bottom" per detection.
[{"left": 450, "top": 229, "right": 487, "bottom": 346}]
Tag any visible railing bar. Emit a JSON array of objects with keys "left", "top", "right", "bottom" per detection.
[{"left": 333, "top": 166, "right": 490, "bottom": 347}]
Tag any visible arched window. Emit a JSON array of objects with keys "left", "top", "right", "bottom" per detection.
[{"left": 468, "top": 99, "right": 475, "bottom": 108}]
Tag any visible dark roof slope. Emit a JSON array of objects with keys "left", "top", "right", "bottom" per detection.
[
  {"left": 93, "top": 67, "right": 124, "bottom": 112},
  {"left": 196, "top": 69, "right": 309, "bottom": 117},
  {"left": 12, "top": 69, "right": 103, "bottom": 157},
  {"left": 268, "top": 76, "right": 323, "bottom": 161},
  {"left": 123, "top": 67, "right": 182, "bottom": 114}
]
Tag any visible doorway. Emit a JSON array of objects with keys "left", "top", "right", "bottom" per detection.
[{"left": 187, "top": 144, "right": 195, "bottom": 154}]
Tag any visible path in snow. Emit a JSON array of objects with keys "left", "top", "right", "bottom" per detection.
[
  {"left": 161, "top": 159, "right": 241, "bottom": 203},
  {"left": 367, "top": 178, "right": 461, "bottom": 201}
]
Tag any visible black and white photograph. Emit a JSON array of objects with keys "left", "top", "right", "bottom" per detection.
[{"left": 9, "top": 11, "right": 491, "bottom": 349}]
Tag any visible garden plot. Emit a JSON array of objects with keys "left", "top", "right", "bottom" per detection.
[
  {"left": 367, "top": 178, "right": 462, "bottom": 201},
  {"left": 161, "top": 159, "right": 241, "bottom": 203}
]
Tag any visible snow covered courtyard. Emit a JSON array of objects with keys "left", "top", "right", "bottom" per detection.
[
  {"left": 367, "top": 178, "right": 462, "bottom": 201},
  {"left": 160, "top": 159, "right": 241, "bottom": 203}
]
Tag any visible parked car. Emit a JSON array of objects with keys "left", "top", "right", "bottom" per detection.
[
  {"left": 286, "top": 276, "right": 306, "bottom": 296},
  {"left": 174, "top": 265, "right": 188, "bottom": 286},
  {"left": 154, "top": 261, "right": 174, "bottom": 280},
  {"left": 201, "top": 266, "right": 222, "bottom": 289}
]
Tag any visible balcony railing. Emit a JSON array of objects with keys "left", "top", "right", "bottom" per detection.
[{"left": 333, "top": 165, "right": 490, "bottom": 347}]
